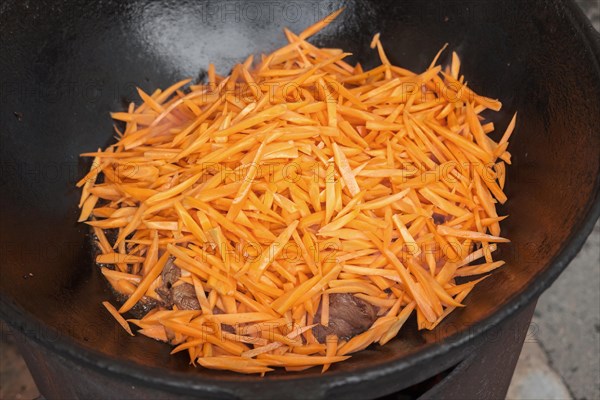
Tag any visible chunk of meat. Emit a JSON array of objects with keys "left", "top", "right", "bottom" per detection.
[
  {"left": 157, "top": 281, "right": 200, "bottom": 310},
  {"left": 312, "top": 293, "right": 378, "bottom": 343},
  {"left": 170, "top": 283, "right": 200, "bottom": 310},
  {"left": 161, "top": 257, "right": 181, "bottom": 288},
  {"left": 156, "top": 258, "right": 200, "bottom": 310},
  {"left": 432, "top": 212, "right": 449, "bottom": 225}
]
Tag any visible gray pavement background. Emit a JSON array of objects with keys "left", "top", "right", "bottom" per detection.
[{"left": 528, "top": 220, "right": 600, "bottom": 400}]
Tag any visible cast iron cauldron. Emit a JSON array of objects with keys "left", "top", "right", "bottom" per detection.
[{"left": 1, "top": 0, "right": 599, "bottom": 399}]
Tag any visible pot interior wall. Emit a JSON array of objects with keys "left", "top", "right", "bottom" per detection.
[{"left": 1, "top": 0, "right": 598, "bottom": 394}]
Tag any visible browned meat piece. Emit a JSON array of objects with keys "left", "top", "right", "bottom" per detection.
[
  {"left": 171, "top": 283, "right": 200, "bottom": 310},
  {"left": 156, "top": 258, "right": 200, "bottom": 310},
  {"left": 312, "top": 293, "right": 378, "bottom": 343},
  {"left": 161, "top": 257, "right": 180, "bottom": 288},
  {"left": 157, "top": 282, "right": 200, "bottom": 310},
  {"left": 432, "top": 212, "right": 449, "bottom": 225},
  {"left": 155, "top": 289, "right": 172, "bottom": 307}
]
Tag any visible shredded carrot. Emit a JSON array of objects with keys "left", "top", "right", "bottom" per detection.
[
  {"left": 102, "top": 301, "right": 134, "bottom": 336},
  {"left": 322, "top": 335, "right": 338, "bottom": 373},
  {"left": 78, "top": 8, "right": 514, "bottom": 374}
]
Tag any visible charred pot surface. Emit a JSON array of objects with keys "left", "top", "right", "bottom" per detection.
[
  {"left": 312, "top": 293, "right": 379, "bottom": 343},
  {"left": 129, "top": 297, "right": 159, "bottom": 319}
]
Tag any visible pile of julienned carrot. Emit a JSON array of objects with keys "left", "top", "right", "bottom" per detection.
[{"left": 77, "top": 8, "right": 516, "bottom": 374}]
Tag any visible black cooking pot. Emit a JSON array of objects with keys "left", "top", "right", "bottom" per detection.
[{"left": 1, "top": 0, "right": 599, "bottom": 399}]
